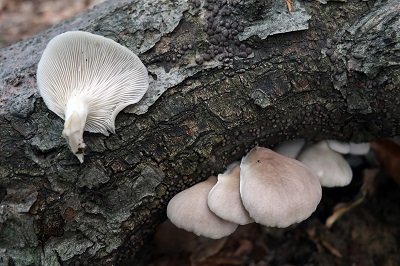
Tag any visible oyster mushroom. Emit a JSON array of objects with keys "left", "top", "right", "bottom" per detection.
[
  {"left": 208, "top": 162, "right": 253, "bottom": 225},
  {"left": 298, "top": 141, "right": 353, "bottom": 187},
  {"left": 37, "top": 31, "right": 149, "bottom": 162},
  {"left": 240, "top": 147, "right": 322, "bottom": 228},
  {"left": 327, "top": 140, "right": 350, "bottom": 154},
  {"left": 167, "top": 176, "right": 238, "bottom": 239},
  {"left": 327, "top": 140, "right": 370, "bottom": 155},
  {"left": 274, "top": 138, "right": 306, "bottom": 159}
]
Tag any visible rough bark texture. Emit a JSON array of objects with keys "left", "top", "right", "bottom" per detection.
[{"left": 0, "top": 0, "right": 399, "bottom": 265}]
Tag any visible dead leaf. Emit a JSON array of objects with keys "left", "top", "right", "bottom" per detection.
[
  {"left": 325, "top": 194, "right": 365, "bottom": 228},
  {"left": 307, "top": 228, "right": 343, "bottom": 258},
  {"left": 285, "top": 0, "right": 293, "bottom": 12},
  {"left": 233, "top": 239, "right": 253, "bottom": 257},
  {"left": 191, "top": 237, "right": 228, "bottom": 265},
  {"left": 361, "top": 168, "right": 379, "bottom": 196},
  {"left": 370, "top": 139, "right": 400, "bottom": 185},
  {"left": 325, "top": 167, "right": 379, "bottom": 228},
  {"left": 193, "top": 256, "right": 243, "bottom": 266},
  {"left": 320, "top": 239, "right": 343, "bottom": 258},
  {"left": 153, "top": 220, "right": 200, "bottom": 255}
]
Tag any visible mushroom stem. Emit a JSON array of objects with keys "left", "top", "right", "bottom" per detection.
[{"left": 62, "top": 95, "right": 88, "bottom": 163}]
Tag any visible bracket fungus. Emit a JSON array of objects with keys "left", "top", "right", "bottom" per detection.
[
  {"left": 298, "top": 141, "right": 353, "bottom": 187},
  {"left": 208, "top": 162, "right": 253, "bottom": 225},
  {"left": 240, "top": 147, "right": 322, "bottom": 228},
  {"left": 37, "top": 31, "right": 149, "bottom": 162},
  {"left": 167, "top": 176, "right": 238, "bottom": 239}
]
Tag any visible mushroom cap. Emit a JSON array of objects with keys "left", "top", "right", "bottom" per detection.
[
  {"left": 274, "top": 139, "right": 305, "bottom": 159},
  {"left": 240, "top": 147, "right": 322, "bottom": 228},
  {"left": 167, "top": 176, "right": 238, "bottom": 239},
  {"left": 349, "top": 142, "right": 370, "bottom": 155},
  {"left": 327, "top": 140, "right": 350, "bottom": 154},
  {"left": 208, "top": 162, "right": 253, "bottom": 225},
  {"left": 37, "top": 31, "right": 149, "bottom": 135},
  {"left": 298, "top": 141, "right": 353, "bottom": 187}
]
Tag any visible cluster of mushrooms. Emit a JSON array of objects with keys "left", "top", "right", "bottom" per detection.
[
  {"left": 167, "top": 140, "right": 370, "bottom": 239},
  {"left": 36, "top": 31, "right": 370, "bottom": 239}
]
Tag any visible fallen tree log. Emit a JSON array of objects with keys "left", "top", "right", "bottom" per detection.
[{"left": 0, "top": 0, "right": 399, "bottom": 265}]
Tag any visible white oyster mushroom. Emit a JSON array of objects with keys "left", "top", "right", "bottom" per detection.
[
  {"left": 208, "top": 162, "right": 253, "bottom": 225},
  {"left": 327, "top": 140, "right": 370, "bottom": 155},
  {"left": 349, "top": 142, "right": 370, "bottom": 155},
  {"left": 37, "top": 31, "right": 149, "bottom": 162},
  {"left": 327, "top": 140, "right": 350, "bottom": 154},
  {"left": 274, "top": 139, "right": 306, "bottom": 159},
  {"left": 240, "top": 147, "right": 322, "bottom": 228},
  {"left": 298, "top": 141, "right": 353, "bottom": 187},
  {"left": 167, "top": 176, "right": 238, "bottom": 239}
]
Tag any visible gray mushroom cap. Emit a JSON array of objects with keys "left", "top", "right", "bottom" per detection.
[
  {"left": 167, "top": 176, "right": 238, "bottom": 239},
  {"left": 327, "top": 140, "right": 350, "bottom": 154},
  {"left": 274, "top": 139, "right": 305, "bottom": 159},
  {"left": 208, "top": 162, "right": 253, "bottom": 225},
  {"left": 240, "top": 147, "right": 322, "bottom": 228},
  {"left": 37, "top": 31, "right": 149, "bottom": 162},
  {"left": 349, "top": 142, "right": 370, "bottom": 155},
  {"left": 327, "top": 140, "right": 370, "bottom": 155},
  {"left": 298, "top": 141, "right": 353, "bottom": 187}
]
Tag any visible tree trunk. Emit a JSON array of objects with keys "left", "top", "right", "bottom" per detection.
[{"left": 0, "top": 0, "right": 399, "bottom": 265}]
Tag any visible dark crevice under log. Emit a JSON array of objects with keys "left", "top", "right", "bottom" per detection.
[{"left": 0, "top": 0, "right": 399, "bottom": 265}]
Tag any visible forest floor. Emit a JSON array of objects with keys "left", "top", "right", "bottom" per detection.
[
  {"left": 0, "top": 0, "right": 103, "bottom": 48},
  {"left": 1, "top": 1, "right": 399, "bottom": 265}
]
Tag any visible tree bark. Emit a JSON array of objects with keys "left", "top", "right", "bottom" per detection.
[{"left": 0, "top": 0, "right": 399, "bottom": 265}]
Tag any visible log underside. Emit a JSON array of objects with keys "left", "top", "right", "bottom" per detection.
[{"left": 0, "top": 0, "right": 399, "bottom": 264}]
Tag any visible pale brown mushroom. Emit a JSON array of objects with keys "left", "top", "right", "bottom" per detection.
[
  {"left": 327, "top": 140, "right": 370, "bottom": 155},
  {"left": 167, "top": 176, "right": 238, "bottom": 239},
  {"left": 327, "top": 140, "right": 350, "bottom": 154},
  {"left": 298, "top": 141, "right": 353, "bottom": 187},
  {"left": 240, "top": 147, "right": 322, "bottom": 228},
  {"left": 208, "top": 162, "right": 253, "bottom": 225},
  {"left": 274, "top": 139, "right": 305, "bottom": 159}
]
